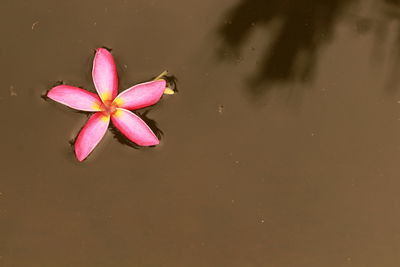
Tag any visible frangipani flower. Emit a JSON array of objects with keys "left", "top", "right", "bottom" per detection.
[{"left": 47, "top": 48, "right": 172, "bottom": 161}]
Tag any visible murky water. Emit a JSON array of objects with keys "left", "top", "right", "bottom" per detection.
[{"left": 2, "top": 0, "right": 400, "bottom": 266}]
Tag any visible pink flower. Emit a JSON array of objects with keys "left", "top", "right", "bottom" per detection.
[{"left": 47, "top": 48, "right": 170, "bottom": 162}]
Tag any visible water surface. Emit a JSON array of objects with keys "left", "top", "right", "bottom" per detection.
[{"left": 1, "top": 0, "right": 400, "bottom": 266}]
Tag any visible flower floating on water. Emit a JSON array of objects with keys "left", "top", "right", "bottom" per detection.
[{"left": 47, "top": 48, "right": 173, "bottom": 161}]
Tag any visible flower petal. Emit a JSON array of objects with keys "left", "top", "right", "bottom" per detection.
[
  {"left": 113, "top": 80, "right": 166, "bottom": 110},
  {"left": 111, "top": 108, "right": 159, "bottom": 146},
  {"left": 92, "top": 48, "right": 118, "bottom": 102},
  {"left": 74, "top": 112, "right": 110, "bottom": 161},
  {"left": 47, "top": 85, "right": 103, "bottom": 111}
]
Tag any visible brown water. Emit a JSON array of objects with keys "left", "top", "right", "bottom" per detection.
[{"left": 2, "top": 0, "right": 400, "bottom": 266}]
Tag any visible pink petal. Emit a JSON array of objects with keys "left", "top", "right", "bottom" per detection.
[
  {"left": 92, "top": 48, "right": 118, "bottom": 102},
  {"left": 74, "top": 112, "right": 110, "bottom": 161},
  {"left": 47, "top": 85, "right": 103, "bottom": 111},
  {"left": 113, "top": 80, "right": 166, "bottom": 110},
  {"left": 111, "top": 108, "right": 159, "bottom": 146}
]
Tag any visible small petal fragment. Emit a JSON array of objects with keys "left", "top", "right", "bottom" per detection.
[
  {"left": 75, "top": 112, "right": 110, "bottom": 161},
  {"left": 163, "top": 88, "right": 175, "bottom": 95},
  {"left": 47, "top": 85, "right": 103, "bottom": 111},
  {"left": 111, "top": 108, "right": 159, "bottom": 146},
  {"left": 92, "top": 48, "right": 118, "bottom": 102},
  {"left": 113, "top": 80, "right": 166, "bottom": 110}
]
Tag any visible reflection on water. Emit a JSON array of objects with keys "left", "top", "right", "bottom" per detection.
[
  {"left": 370, "top": 0, "right": 400, "bottom": 92},
  {"left": 218, "top": 0, "right": 354, "bottom": 93},
  {"left": 218, "top": 0, "right": 400, "bottom": 94}
]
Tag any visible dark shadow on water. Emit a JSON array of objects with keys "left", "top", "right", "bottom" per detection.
[
  {"left": 369, "top": 0, "right": 400, "bottom": 93},
  {"left": 218, "top": 0, "right": 355, "bottom": 95},
  {"left": 163, "top": 74, "right": 179, "bottom": 93}
]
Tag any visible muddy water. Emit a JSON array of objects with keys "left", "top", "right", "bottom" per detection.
[{"left": 1, "top": 0, "right": 400, "bottom": 266}]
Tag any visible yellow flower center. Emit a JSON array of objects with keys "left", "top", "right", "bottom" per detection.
[{"left": 101, "top": 100, "right": 118, "bottom": 116}]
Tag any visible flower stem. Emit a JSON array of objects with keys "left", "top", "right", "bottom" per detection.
[{"left": 154, "top": 70, "right": 168, "bottom": 81}]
